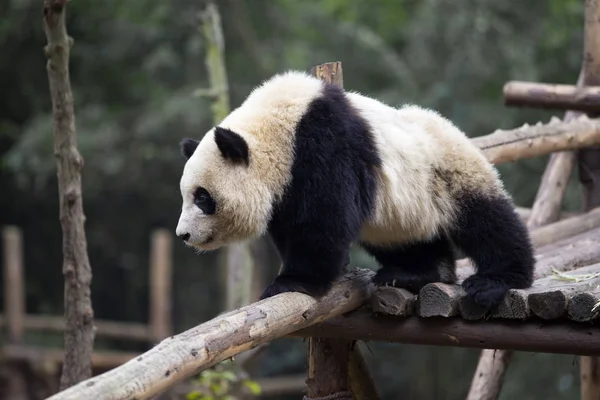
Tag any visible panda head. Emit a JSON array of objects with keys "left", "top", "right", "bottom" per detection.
[{"left": 175, "top": 126, "right": 273, "bottom": 251}]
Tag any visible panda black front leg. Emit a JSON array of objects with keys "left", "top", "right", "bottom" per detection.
[
  {"left": 259, "top": 244, "right": 350, "bottom": 300},
  {"left": 362, "top": 237, "right": 457, "bottom": 294}
]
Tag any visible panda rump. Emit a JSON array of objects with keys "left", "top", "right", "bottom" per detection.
[{"left": 176, "top": 70, "right": 535, "bottom": 309}]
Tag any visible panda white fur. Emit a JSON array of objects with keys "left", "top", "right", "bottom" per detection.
[{"left": 176, "top": 70, "right": 535, "bottom": 308}]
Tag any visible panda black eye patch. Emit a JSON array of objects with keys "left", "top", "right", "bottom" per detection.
[{"left": 194, "top": 187, "right": 216, "bottom": 215}]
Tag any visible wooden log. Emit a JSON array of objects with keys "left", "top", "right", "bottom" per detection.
[
  {"left": 2, "top": 226, "right": 25, "bottom": 344},
  {"left": 489, "top": 263, "right": 600, "bottom": 321},
  {"left": 527, "top": 151, "right": 577, "bottom": 228},
  {"left": 567, "top": 287, "right": 600, "bottom": 322},
  {"left": 527, "top": 263, "right": 600, "bottom": 320},
  {"left": 42, "top": 0, "right": 96, "bottom": 389},
  {"left": 527, "top": 206, "right": 600, "bottom": 248},
  {"left": 306, "top": 338, "right": 352, "bottom": 399},
  {"left": 370, "top": 286, "right": 415, "bottom": 316},
  {"left": 149, "top": 229, "right": 173, "bottom": 342},
  {"left": 471, "top": 114, "right": 600, "bottom": 165},
  {"left": 417, "top": 283, "right": 464, "bottom": 318},
  {"left": 503, "top": 81, "right": 600, "bottom": 113},
  {"left": 291, "top": 310, "right": 600, "bottom": 356},
  {"left": 45, "top": 269, "right": 374, "bottom": 400},
  {"left": 348, "top": 344, "right": 381, "bottom": 400},
  {"left": 466, "top": 350, "right": 513, "bottom": 400}
]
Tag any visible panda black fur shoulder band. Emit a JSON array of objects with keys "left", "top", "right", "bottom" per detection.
[{"left": 176, "top": 70, "right": 535, "bottom": 309}]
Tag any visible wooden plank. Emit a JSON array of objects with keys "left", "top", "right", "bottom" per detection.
[
  {"left": 291, "top": 310, "right": 600, "bottom": 356},
  {"left": 2, "top": 226, "right": 25, "bottom": 344},
  {"left": 149, "top": 229, "right": 173, "bottom": 342}
]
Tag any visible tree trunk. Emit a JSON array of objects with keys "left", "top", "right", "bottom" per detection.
[{"left": 42, "top": 0, "right": 95, "bottom": 390}]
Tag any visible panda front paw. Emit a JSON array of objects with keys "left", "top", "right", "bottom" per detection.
[{"left": 259, "top": 275, "right": 332, "bottom": 300}]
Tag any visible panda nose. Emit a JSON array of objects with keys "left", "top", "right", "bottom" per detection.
[{"left": 179, "top": 233, "right": 190, "bottom": 242}]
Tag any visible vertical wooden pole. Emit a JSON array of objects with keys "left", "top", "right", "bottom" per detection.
[
  {"left": 305, "top": 62, "right": 352, "bottom": 400},
  {"left": 580, "top": 1, "right": 600, "bottom": 399},
  {"left": 2, "top": 226, "right": 25, "bottom": 344},
  {"left": 306, "top": 62, "right": 379, "bottom": 400},
  {"left": 149, "top": 229, "right": 173, "bottom": 342},
  {"left": 307, "top": 337, "right": 352, "bottom": 399}
]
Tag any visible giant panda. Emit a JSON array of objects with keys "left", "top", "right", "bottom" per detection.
[{"left": 175, "top": 70, "right": 535, "bottom": 309}]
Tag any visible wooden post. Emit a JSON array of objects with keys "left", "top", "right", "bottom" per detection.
[
  {"left": 2, "top": 226, "right": 25, "bottom": 344},
  {"left": 305, "top": 62, "right": 352, "bottom": 400},
  {"left": 305, "top": 61, "right": 379, "bottom": 400},
  {"left": 307, "top": 338, "right": 353, "bottom": 399},
  {"left": 149, "top": 229, "right": 173, "bottom": 342},
  {"left": 580, "top": 1, "right": 600, "bottom": 398}
]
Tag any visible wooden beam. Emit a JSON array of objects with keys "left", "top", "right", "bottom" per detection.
[
  {"left": 2, "top": 226, "right": 25, "bottom": 344},
  {"left": 149, "top": 229, "right": 173, "bottom": 342},
  {"left": 503, "top": 81, "right": 600, "bottom": 113},
  {"left": 471, "top": 115, "right": 600, "bottom": 165},
  {"left": 291, "top": 310, "right": 600, "bottom": 356},
  {"left": 45, "top": 269, "right": 374, "bottom": 400}
]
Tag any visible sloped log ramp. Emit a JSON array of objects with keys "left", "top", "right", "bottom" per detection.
[
  {"left": 371, "top": 225, "right": 600, "bottom": 321},
  {"left": 291, "top": 311, "right": 600, "bottom": 356},
  {"left": 46, "top": 269, "right": 374, "bottom": 400}
]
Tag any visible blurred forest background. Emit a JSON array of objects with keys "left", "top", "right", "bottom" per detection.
[{"left": 0, "top": 0, "right": 589, "bottom": 399}]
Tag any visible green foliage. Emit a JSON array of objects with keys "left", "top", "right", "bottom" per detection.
[{"left": 186, "top": 360, "right": 261, "bottom": 400}]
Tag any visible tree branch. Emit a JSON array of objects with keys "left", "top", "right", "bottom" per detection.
[{"left": 42, "top": 0, "right": 95, "bottom": 390}]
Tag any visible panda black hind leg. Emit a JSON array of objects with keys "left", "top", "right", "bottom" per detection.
[
  {"left": 362, "top": 237, "right": 457, "bottom": 293},
  {"left": 450, "top": 193, "right": 535, "bottom": 309}
]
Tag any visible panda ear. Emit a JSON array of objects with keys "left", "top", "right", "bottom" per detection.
[
  {"left": 214, "top": 127, "right": 249, "bottom": 166},
  {"left": 180, "top": 138, "right": 200, "bottom": 160}
]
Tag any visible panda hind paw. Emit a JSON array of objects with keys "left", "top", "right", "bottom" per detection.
[{"left": 259, "top": 275, "right": 332, "bottom": 300}]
